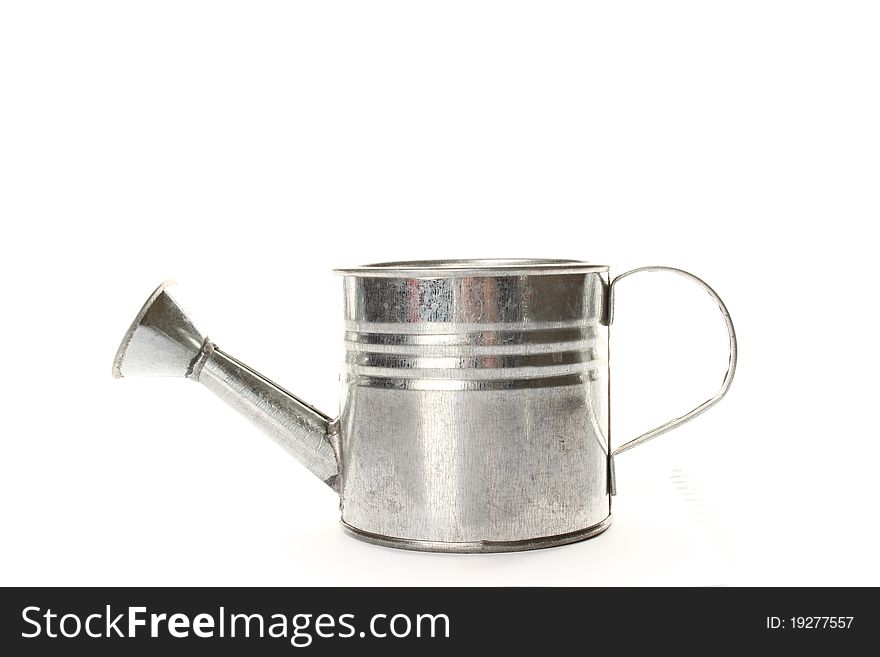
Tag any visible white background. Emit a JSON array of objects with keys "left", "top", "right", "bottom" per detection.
[{"left": 1, "top": 1, "right": 877, "bottom": 586}]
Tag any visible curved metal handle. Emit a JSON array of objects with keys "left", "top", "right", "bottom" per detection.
[{"left": 607, "top": 266, "right": 737, "bottom": 474}]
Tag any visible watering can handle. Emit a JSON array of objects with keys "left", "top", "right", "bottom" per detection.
[{"left": 605, "top": 267, "right": 738, "bottom": 495}]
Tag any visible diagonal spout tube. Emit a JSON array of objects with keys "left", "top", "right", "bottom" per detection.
[
  {"left": 113, "top": 281, "right": 339, "bottom": 489},
  {"left": 191, "top": 342, "right": 339, "bottom": 488}
]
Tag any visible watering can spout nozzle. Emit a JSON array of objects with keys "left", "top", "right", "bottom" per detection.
[{"left": 112, "top": 279, "right": 205, "bottom": 379}]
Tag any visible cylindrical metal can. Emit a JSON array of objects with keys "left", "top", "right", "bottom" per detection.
[{"left": 336, "top": 259, "right": 612, "bottom": 551}]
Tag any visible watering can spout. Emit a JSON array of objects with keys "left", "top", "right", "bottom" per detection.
[{"left": 112, "top": 281, "right": 340, "bottom": 490}]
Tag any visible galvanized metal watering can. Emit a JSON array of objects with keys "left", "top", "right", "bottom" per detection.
[{"left": 113, "top": 259, "right": 736, "bottom": 552}]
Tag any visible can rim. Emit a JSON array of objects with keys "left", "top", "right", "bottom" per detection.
[{"left": 334, "top": 258, "right": 608, "bottom": 277}]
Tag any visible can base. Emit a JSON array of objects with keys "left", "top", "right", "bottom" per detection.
[{"left": 340, "top": 515, "right": 613, "bottom": 553}]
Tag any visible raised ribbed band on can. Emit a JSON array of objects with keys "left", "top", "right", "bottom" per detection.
[{"left": 343, "top": 319, "right": 605, "bottom": 390}]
